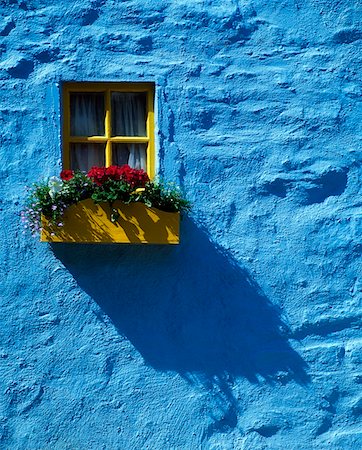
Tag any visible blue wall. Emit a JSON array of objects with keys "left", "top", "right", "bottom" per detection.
[{"left": 1, "top": 0, "right": 362, "bottom": 448}]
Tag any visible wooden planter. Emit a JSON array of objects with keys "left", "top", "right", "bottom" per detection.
[{"left": 41, "top": 199, "right": 180, "bottom": 244}]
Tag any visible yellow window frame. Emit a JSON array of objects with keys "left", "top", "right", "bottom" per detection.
[{"left": 62, "top": 82, "right": 155, "bottom": 179}]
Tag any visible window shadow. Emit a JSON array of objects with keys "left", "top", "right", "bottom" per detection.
[{"left": 51, "top": 217, "right": 309, "bottom": 386}]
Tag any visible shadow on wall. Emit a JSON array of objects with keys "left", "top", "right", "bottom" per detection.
[{"left": 52, "top": 217, "right": 308, "bottom": 385}]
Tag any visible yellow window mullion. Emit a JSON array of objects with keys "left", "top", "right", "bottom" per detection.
[
  {"left": 146, "top": 89, "right": 155, "bottom": 179},
  {"left": 65, "top": 82, "right": 151, "bottom": 92},
  {"left": 105, "top": 89, "right": 112, "bottom": 167},
  {"left": 69, "top": 136, "right": 108, "bottom": 143},
  {"left": 109, "top": 137, "right": 149, "bottom": 144}
]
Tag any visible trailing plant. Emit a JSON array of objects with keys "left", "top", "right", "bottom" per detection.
[
  {"left": 139, "top": 181, "right": 192, "bottom": 213},
  {"left": 22, "top": 165, "right": 190, "bottom": 236}
]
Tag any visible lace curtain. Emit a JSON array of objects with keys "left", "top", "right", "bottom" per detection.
[{"left": 70, "top": 92, "right": 147, "bottom": 171}]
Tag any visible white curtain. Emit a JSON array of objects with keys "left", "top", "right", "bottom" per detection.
[
  {"left": 70, "top": 144, "right": 105, "bottom": 172},
  {"left": 70, "top": 93, "right": 104, "bottom": 136},
  {"left": 112, "top": 93, "right": 147, "bottom": 170},
  {"left": 113, "top": 143, "right": 147, "bottom": 170},
  {"left": 128, "top": 144, "right": 147, "bottom": 170},
  {"left": 111, "top": 92, "right": 146, "bottom": 136},
  {"left": 70, "top": 92, "right": 147, "bottom": 171}
]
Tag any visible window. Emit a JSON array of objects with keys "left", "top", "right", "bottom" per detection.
[{"left": 62, "top": 82, "right": 155, "bottom": 178}]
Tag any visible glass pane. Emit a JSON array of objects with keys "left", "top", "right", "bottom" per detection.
[
  {"left": 111, "top": 92, "right": 147, "bottom": 137},
  {"left": 70, "top": 143, "right": 105, "bottom": 172},
  {"left": 112, "top": 143, "right": 147, "bottom": 171},
  {"left": 70, "top": 92, "right": 105, "bottom": 136}
]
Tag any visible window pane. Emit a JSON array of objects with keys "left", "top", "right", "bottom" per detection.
[
  {"left": 70, "top": 143, "right": 105, "bottom": 172},
  {"left": 113, "top": 143, "right": 147, "bottom": 171},
  {"left": 70, "top": 92, "right": 105, "bottom": 136},
  {"left": 111, "top": 92, "right": 147, "bottom": 137}
]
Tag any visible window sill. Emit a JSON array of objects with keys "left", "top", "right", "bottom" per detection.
[{"left": 41, "top": 199, "right": 180, "bottom": 244}]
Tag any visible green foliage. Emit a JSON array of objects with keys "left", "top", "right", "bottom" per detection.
[
  {"left": 139, "top": 180, "right": 191, "bottom": 213},
  {"left": 91, "top": 179, "right": 132, "bottom": 204},
  {"left": 29, "top": 183, "right": 54, "bottom": 218},
  {"left": 23, "top": 171, "right": 95, "bottom": 234},
  {"left": 23, "top": 171, "right": 190, "bottom": 236},
  {"left": 58, "top": 171, "right": 94, "bottom": 206}
]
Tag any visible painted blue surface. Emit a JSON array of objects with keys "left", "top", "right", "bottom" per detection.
[{"left": 1, "top": 1, "right": 362, "bottom": 448}]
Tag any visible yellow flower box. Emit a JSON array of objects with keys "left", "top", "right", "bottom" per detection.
[{"left": 41, "top": 199, "right": 180, "bottom": 244}]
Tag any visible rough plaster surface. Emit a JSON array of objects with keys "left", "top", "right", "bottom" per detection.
[{"left": 0, "top": 0, "right": 362, "bottom": 448}]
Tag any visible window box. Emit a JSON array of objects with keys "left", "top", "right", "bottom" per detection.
[{"left": 41, "top": 199, "right": 180, "bottom": 244}]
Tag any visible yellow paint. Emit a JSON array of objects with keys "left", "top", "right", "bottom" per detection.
[
  {"left": 105, "top": 88, "right": 112, "bottom": 167},
  {"left": 146, "top": 88, "right": 155, "bottom": 179},
  {"left": 68, "top": 136, "right": 149, "bottom": 143},
  {"left": 62, "top": 82, "right": 155, "bottom": 178},
  {"left": 41, "top": 199, "right": 180, "bottom": 244}
]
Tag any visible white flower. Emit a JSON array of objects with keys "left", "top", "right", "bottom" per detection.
[{"left": 48, "top": 176, "right": 63, "bottom": 199}]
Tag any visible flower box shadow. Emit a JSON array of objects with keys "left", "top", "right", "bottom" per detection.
[{"left": 52, "top": 217, "right": 309, "bottom": 385}]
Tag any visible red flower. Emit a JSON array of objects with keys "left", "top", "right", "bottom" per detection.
[
  {"left": 60, "top": 170, "right": 74, "bottom": 181},
  {"left": 106, "top": 165, "right": 123, "bottom": 181},
  {"left": 87, "top": 166, "right": 107, "bottom": 185},
  {"left": 118, "top": 165, "right": 149, "bottom": 188},
  {"left": 87, "top": 165, "right": 150, "bottom": 187}
]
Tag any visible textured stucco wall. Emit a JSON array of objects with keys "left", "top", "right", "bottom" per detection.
[{"left": 1, "top": 0, "right": 362, "bottom": 448}]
